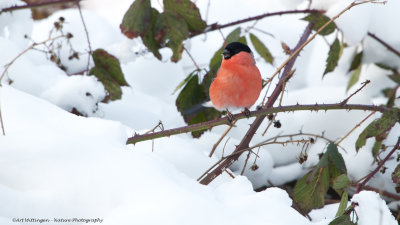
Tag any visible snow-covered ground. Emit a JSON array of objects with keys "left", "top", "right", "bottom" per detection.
[{"left": 0, "top": 0, "right": 399, "bottom": 224}]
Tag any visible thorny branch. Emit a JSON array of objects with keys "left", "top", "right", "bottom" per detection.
[
  {"left": 367, "top": 32, "right": 400, "bottom": 58},
  {"left": 0, "top": 35, "right": 68, "bottom": 84},
  {"left": 198, "top": 21, "right": 313, "bottom": 185},
  {"left": 0, "top": 0, "right": 80, "bottom": 14},
  {"left": 126, "top": 104, "right": 391, "bottom": 145},
  {"left": 198, "top": 0, "right": 383, "bottom": 185},
  {"left": 189, "top": 9, "right": 323, "bottom": 38},
  {"left": 356, "top": 137, "right": 400, "bottom": 193}
]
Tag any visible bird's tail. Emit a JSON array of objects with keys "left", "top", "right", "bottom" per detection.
[{"left": 182, "top": 101, "right": 213, "bottom": 115}]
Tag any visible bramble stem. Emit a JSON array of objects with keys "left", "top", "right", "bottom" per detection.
[
  {"left": 0, "top": 0, "right": 80, "bottom": 14},
  {"left": 126, "top": 103, "right": 389, "bottom": 145},
  {"left": 356, "top": 137, "right": 400, "bottom": 193}
]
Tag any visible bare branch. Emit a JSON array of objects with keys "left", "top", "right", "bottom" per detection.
[
  {"left": 367, "top": 32, "right": 400, "bottom": 58},
  {"left": 356, "top": 137, "right": 400, "bottom": 193},
  {"left": 0, "top": 0, "right": 79, "bottom": 14},
  {"left": 126, "top": 103, "right": 390, "bottom": 145},
  {"left": 189, "top": 9, "right": 323, "bottom": 38},
  {"left": 74, "top": 0, "right": 92, "bottom": 74}
]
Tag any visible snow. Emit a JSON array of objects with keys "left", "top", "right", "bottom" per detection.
[
  {"left": 0, "top": 0, "right": 400, "bottom": 224},
  {"left": 352, "top": 191, "right": 397, "bottom": 225}
]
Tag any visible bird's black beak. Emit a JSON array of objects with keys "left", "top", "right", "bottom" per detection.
[{"left": 222, "top": 49, "right": 231, "bottom": 59}]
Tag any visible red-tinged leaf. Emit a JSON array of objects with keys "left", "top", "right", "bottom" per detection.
[
  {"left": 164, "top": 0, "right": 206, "bottom": 32},
  {"left": 120, "top": 0, "right": 152, "bottom": 39},
  {"left": 89, "top": 49, "right": 128, "bottom": 102},
  {"left": 154, "top": 10, "right": 189, "bottom": 62},
  {"left": 392, "top": 164, "right": 400, "bottom": 193},
  {"left": 323, "top": 38, "right": 341, "bottom": 76},
  {"left": 141, "top": 8, "right": 161, "bottom": 59}
]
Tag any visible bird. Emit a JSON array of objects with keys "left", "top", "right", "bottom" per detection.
[{"left": 209, "top": 42, "right": 262, "bottom": 121}]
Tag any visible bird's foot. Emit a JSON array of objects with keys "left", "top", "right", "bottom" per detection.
[
  {"left": 226, "top": 110, "right": 235, "bottom": 126},
  {"left": 243, "top": 107, "right": 251, "bottom": 118}
]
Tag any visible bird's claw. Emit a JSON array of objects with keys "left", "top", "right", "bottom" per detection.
[
  {"left": 226, "top": 110, "right": 235, "bottom": 126},
  {"left": 243, "top": 108, "right": 251, "bottom": 118}
]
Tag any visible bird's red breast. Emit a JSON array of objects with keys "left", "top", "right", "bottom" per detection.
[{"left": 209, "top": 51, "right": 262, "bottom": 111}]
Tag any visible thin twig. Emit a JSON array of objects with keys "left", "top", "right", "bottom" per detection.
[
  {"left": 336, "top": 111, "right": 376, "bottom": 145},
  {"left": 367, "top": 32, "right": 400, "bottom": 58},
  {"left": 222, "top": 137, "right": 230, "bottom": 157},
  {"left": 0, "top": 35, "right": 66, "bottom": 84},
  {"left": 265, "top": 1, "right": 381, "bottom": 89},
  {"left": 198, "top": 0, "right": 384, "bottom": 186},
  {"left": 224, "top": 168, "right": 235, "bottom": 179},
  {"left": 261, "top": 114, "right": 275, "bottom": 136},
  {"left": 350, "top": 183, "right": 400, "bottom": 201},
  {"left": 241, "top": 151, "right": 252, "bottom": 175},
  {"left": 189, "top": 9, "right": 323, "bottom": 38},
  {"left": 75, "top": 0, "right": 92, "bottom": 74},
  {"left": 0, "top": 0, "right": 79, "bottom": 13},
  {"left": 199, "top": 22, "right": 314, "bottom": 185},
  {"left": 198, "top": 139, "right": 310, "bottom": 181},
  {"left": 209, "top": 120, "right": 236, "bottom": 157},
  {"left": 0, "top": 105, "right": 4, "bottom": 135},
  {"left": 340, "top": 80, "right": 370, "bottom": 105},
  {"left": 356, "top": 137, "right": 400, "bottom": 193},
  {"left": 183, "top": 47, "right": 201, "bottom": 71}
]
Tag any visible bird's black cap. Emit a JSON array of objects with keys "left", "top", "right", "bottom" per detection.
[{"left": 222, "top": 42, "right": 252, "bottom": 60}]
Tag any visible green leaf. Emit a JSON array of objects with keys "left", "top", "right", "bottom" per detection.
[
  {"left": 141, "top": 9, "right": 161, "bottom": 60},
  {"left": 176, "top": 75, "right": 221, "bottom": 137},
  {"left": 163, "top": 0, "right": 206, "bottom": 32},
  {"left": 225, "top": 28, "right": 242, "bottom": 45},
  {"left": 336, "top": 190, "right": 349, "bottom": 217},
  {"left": 302, "top": 13, "right": 336, "bottom": 36},
  {"left": 346, "top": 63, "right": 361, "bottom": 91},
  {"left": 375, "top": 63, "right": 396, "bottom": 71},
  {"left": 249, "top": 33, "right": 274, "bottom": 64},
  {"left": 329, "top": 214, "right": 355, "bottom": 225},
  {"left": 388, "top": 72, "right": 400, "bottom": 84},
  {"left": 293, "top": 168, "right": 330, "bottom": 212},
  {"left": 172, "top": 70, "right": 197, "bottom": 95},
  {"left": 326, "top": 143, "right": 347, "bottom": 174},
  {"left": 348, "top": 51, "right": 363, "bottom": 72},
  {"left": 333, "top": 174, "right": 350, "bottom": 190},
  {"left": 372, "top": 139, "right": 383, "bottom": 157},
  {"left": 89, "top": 49, "right": 128, "bottom": 102},
  {"left": 355, "top": 108, "right": 400, "bottom": 151},
  {"left": 120, "top": 0, "right": 152, "bottom": 39},
  {"left": 392, "top": 164, "right": 400, "bottom": 193},
  {"left": 323, "top": 38, "right": 341, "bottom": 76},
  {"left": 154, "top": 10, "right": 189, "bottom": 62}
]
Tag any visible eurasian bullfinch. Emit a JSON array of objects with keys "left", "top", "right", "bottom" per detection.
[{"left": 209, "top": 42, "right": 262, "bottom": 117}]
